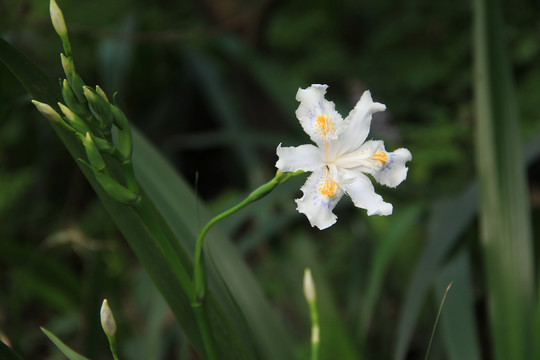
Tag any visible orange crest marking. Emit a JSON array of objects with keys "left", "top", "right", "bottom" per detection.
[
  {"left": 315, "top": 114, "right": 335, "bottom": 138},
  {"left": 371, "top": 149, "right": 388, "bottom": 166},
  {"left": 318, "top": 169, "right": 339, "bottom": 197}
]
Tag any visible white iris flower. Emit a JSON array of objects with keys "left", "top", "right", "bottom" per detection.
[{"left": 276, "top": 84, "right": 412, "bottom": 230}]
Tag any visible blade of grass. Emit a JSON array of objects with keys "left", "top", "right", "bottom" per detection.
[
  {"left": 473, "top": 0, "right": 534, "bottom": 359},
  {"left": 394, "top": 183, "right": 478, "bottom": 360},
  {"left": 436, "top": 251, "right": 481, "bottom": 360},
  {"left": 424, "top": 282, "right": 452, "bottom": 360}
]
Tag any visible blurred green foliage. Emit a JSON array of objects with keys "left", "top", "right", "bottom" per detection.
[{"left": 1, "top": 0, "right": 539, "bottom": 359}]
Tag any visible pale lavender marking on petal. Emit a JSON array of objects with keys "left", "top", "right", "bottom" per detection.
[{"left": 380, "top": 153, "right": 395, "bottom": 172}]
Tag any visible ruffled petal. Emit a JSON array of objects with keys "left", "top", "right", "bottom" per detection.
[
  {"left": 372, "top": 148, "right": 412, "bottom": 188},
  {"left": 276, "top": 143, "right": 324, "bottom": 172},
  {"left": 341, "top": 173, "right": 392, "bottom": 216},
  {"left": 337, "top": 91, "right": 386, "bottom": 155},
  {"left": 295, "top": 84, "right": 344, "bottom": 146},
  {"left": 295, "top": 169, "right": 344, "bottom": 230}
]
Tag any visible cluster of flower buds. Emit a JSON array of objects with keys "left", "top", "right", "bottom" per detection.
[{"left": 32, "top": 0, "right": 139, "bottom": 206}]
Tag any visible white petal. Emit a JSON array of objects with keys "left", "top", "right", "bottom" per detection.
[
  {"left": 295, "top": 84, "right": 344, "bottom": 145},
  {"left": 295, "top": 169, "right": 344, "bottom": 230},
  {"left": 341, "top": 173, "right": 392, "bottom": 216},
  {"left": 337, "top": 91, "right": 386, "bottom": 154},
  {"left": 372, "top": 148, "right": 412, "bottom": 188},
  {"left": 276, "top": 143, "right": 324, "bottom": 172},
  {"left": 334, "top": 140, "right": 384, "bottom": 170}
]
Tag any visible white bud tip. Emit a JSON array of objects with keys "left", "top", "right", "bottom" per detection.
[
  {"left": 303, "top": 268, "right": 316, "bottom": 303},
  {"left": 50, "top": 0, "right": 67, "bottom": 36},
  {"left": 31, "top": 100, "right": 62, "bottom": 123},
  {"left": 100, "top": 299, "right": 117, "bottom": 337}
]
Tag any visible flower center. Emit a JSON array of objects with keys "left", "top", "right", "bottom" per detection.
[
  {"left": 318, "top": 167, "right": 339, "bottom": 198},
  {"left": 314, "top": 114, "right": 335, "bottom": 138}
]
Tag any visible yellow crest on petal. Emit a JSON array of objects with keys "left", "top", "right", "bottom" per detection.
[
  {"left": 314, "top": 114, "right": 335, "bottom": 138},
  {"left": 318, "top": 168, "right": 339, "bottom": 197},
  {"left": 371, "top": 149, "right": 388, "bottom": 166}
]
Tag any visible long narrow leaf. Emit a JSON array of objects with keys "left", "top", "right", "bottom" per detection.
[
  {"left": 0, "top": 37, "right": 251, "bottom": 359},
  {"left": 40, "top": 328, "right": 90, "bottom": 360},
  {"left": 360, "top": 205, "right": 421, "bottom": 338},
  {"left": 1, "top": 36, "right": 297, "bottom": 360},
  {"left": 394, "top": 183, "right": 478, "bottom": 360},
  {"left": 473, "top": 0, "right": 534, "bottom": 359},
  {"left": 132, "top": 129, "right": 295, "bottom": 360},
  {"left": 0, "top": 341, "right": 24, "bottom": 360}
]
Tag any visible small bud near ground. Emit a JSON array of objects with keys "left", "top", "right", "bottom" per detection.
[
  {"left": 100, "top": 299, "right": 116, "bottom": 338},
  {"left": 303, "top": 268, "right": 320, "bottom": 360},
  {"left": 100, "top": 299, "right": 120, "bottom": 360},
  {"left": 303, "top": 268, "right": 316, "bottom": 304}
]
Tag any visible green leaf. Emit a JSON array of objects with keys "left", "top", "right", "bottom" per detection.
[
  {"left": 473, "top": 0, "right": 534, "bottom": 359},
  {"left": 359, "top": 205, "right": 421, "bottom": 339},
  {"left": 0, "top": 341, "right": 24, "bottom": 360},
  {"left": 394, "top": 132, "right": 540, "bottom": 360},
  {"left": 394, "top": 183, "right": 478, "bottom": 360},
  {"left": 132, "top": 130, "right": 295, "bottom": 360},
  {"left": 0, "top": 38, "right": 62, "bottom": 106},
  {"left": 41, "top": 328, "right": 90, "bottom": 360},
  {"left": 1, "top": 36, "right": 293, "bottom": 359}
]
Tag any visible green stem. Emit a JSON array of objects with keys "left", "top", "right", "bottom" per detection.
[
  {"left": 192, "top": 301, "right": 219, "bottom": 360},
  {"left": 309, "top": 301, "right": 320, "bottom": 360},
  {"left": 191, "top": 169, "right": 303, "bottom": 359},
  {"left": 108, "top": 336, "right": 120, "bottom": 360},
  {"left": 193, "top": 170, "right": 302, "bottom": 301}
]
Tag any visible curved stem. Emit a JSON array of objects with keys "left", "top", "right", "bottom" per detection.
[{"left": 190, "top": 169, "right": 303, "bottom": 359}]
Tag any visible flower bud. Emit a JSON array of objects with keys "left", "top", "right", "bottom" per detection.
[
  {"left": 94, "top": 170, "right": 140, "bottom": 205},
  {"left": 49, "top": 0, "right": 72, "bottom": 57},
  {"left": 91, "top": 134, "right": 115, "bottom": 154},
  {"left": 303, "top": 268, "right": 316, "bottom": 304},
  {"left": 31, "top": 100, "right": 63, "bottom": 123},
  {"left": 95, "top": 85, "right": 109, "bottom": 103},
  {"left": 49, "top": 0, "right": 66, "bottom": 36},
  {"left": 61, "top": 54, "right": 85, "bottom": 102},
  {"left": 100, "top": 299, "right": 117, "bottom": 338},
  {"left": 58, "top": 102, "right": 90, "bottom": 134},
  {"left": 49, "top": 0, "right": 67, "bottom": 37},
  {"left": 83, "top": 86, "right": 113, "bottom": 130},
  {"left": 111, "top": 105, "right": 132, "bottom": 159},
  {"left": 110, "top": 104, "right": 128, "bottom": 130},
  {"left": 61, "top": 79, "right": 90, "bottom": 117},
  {"left": 79, "top": 132, "right": 106, "bottom": 171},
  {"left": 49, "top": 0, "right": 67, "bottom": 36}
]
